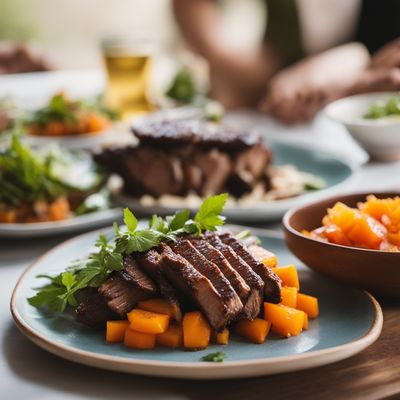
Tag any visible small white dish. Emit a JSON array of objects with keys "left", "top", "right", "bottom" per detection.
[{"left": 325, "top": 92, "right": 400, "bottom": 161}]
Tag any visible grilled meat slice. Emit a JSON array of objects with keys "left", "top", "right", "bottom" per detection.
[
  {"left": 187, "top": 237, "right": 250, "bottom": 303},
  {"left": 170, "top": 239, "right": 243, "bottom": 322},
  {"left": 122, "top": 255, "right": 158, "bottom": 294},
  {"left": 135, "top": 249, "right": 182, "bottom": 321},
  {"left": 159, "top": 243, "right": 232, "bottom": 331},
  {"left": 75, "top": 290, "right": 118, "bottom": 328},
  {"left": 98, "top": 274, "right": 153, "bottom": 317},
  {"left": 219, "top": 232, "right": 282, "bottom": 303},
  {"left": 204, "top": 232, "right": 264, "bottom": 319}
]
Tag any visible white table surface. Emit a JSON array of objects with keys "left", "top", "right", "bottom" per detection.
[{"left": 1, "top": 70, "right": 399, "bottom": 399}]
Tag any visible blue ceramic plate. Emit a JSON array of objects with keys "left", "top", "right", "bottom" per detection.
[
  {"left": 116, "top": 140, "right": 356, "bottom": 222},
  {"left": 11, "top": 227, "right": 382, "bottom": 379}
]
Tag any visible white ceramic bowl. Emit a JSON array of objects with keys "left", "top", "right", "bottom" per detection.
[{"left": 325, "top": 92, "right": 400, "bottom": 161}]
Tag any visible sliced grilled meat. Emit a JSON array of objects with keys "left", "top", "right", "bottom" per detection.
[
  {"left": 135, "top": 249, "right": 182, "bottom": 321},
  {"left": 170, "top": 239, "right": 243, "bottom": 322},
  {"left": 159, "top": 243, "right": 232, "bottom": 331},
  {"left": 122, "top": 255, "right": 158, "bottom": 294},
  {"left": 98, "top": 274, "right": 153, "bottom": 317},
  {"left": 204, "top": 232, "right": 264, "bottom": 319},
  {"left": 75, "top": 290, "right": 118, "bottom": 328},
  {"left": 219, "top": 232, "right": 282, "bottom": 303},
  {"left": 187, "top": 237, "right": 250, "bottom": 303}
]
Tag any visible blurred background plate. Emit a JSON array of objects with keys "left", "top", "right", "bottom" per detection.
[
  {"left": 11, "top": 227, "right": 382, "bottom": 379},
  {"left": 116, "top": 139, "right": 357, "bottom": 222},
  {"left": 0, "top": 208, "right": 122, "bottom": 238}
]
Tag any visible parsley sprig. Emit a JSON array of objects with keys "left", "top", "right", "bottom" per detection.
[{"left": 28, "top": 193, "right": 228, "bottom": 313}]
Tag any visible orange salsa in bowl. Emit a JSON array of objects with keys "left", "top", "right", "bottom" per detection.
[{"left": 303, "top": 195, "right": 400, "bottom": 251}]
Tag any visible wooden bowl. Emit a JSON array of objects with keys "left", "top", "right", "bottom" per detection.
[{"left": 283, "top": 192, "right": 400, "bottom": 297}]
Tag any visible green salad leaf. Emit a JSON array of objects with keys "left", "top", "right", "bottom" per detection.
[
  {"left": 364, "top": 93, "right": 400, "bottom": 119},
  {"left": 166, "top": 67, "right": 197, "bottom": 104},
  {"left": 28, "top": 194, "right": 228, "bottom": 313},
  {"left": 201, "top": 351, "right": 227, "bottom": 363}
]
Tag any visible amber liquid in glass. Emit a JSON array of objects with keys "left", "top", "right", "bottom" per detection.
[{"left": 103, "top": 52, "right": 153, "bottom": 119}]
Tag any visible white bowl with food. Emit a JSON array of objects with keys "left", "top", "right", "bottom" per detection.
[{"left": 325, "top": 92, "right": 400, "bottom": 161}]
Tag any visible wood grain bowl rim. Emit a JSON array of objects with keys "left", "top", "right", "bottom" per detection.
[{"left": 10, "top": 227, "right": 383, "bottom": 379}]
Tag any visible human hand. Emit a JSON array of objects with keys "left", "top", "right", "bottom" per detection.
[
  {"left": 349, "top": 67, "right": 400, "bottom": 95},
  {"left": 370, "top": 38, "right": 400, "bottom": 70}
]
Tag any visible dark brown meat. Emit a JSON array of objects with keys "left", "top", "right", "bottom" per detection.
[
  {"left": 132, "top": 119, "right": 262, "bottom": 151},
  {"left": 98, "top": 274, "right": 153, "bottom": 317},
  {"left": 170, "top": 239, "right": 243, "bottom": 322},
  {"left": 187, "top": 237, "right": 250, "bottom": 303},
  {"left": 122, "top": 255, "right": 158, "bottom": 294},
  {"left": 193, "top": 149, "right": 232, "bottom": 196},
  {"left": 219, "top": 232, "right": 282, "bottom": 303},
  {"left": 75, "top": 290, "right": 118, "bottom": 328},
  {"left": 159, "top": 243, "right": 233, "bottom": 331},
  {"left": 135, "top": 249, "right": 182, "bottom": 321},
  {"left": 204, "top": 232, "right": 264, "bottom": 319}
]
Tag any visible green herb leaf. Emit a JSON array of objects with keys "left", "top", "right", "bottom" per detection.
[
  {"left": 201, "top": 351, "right": 227, "bottom": 363},
  {"left": 168, "top": 209, "right": 190, "bottom": 231},
  {"left": 194, "top": 193, "right": 228, "bottom": 231},
  {"left": 124, "top": 208, "right": 138, "bottom": 233}
]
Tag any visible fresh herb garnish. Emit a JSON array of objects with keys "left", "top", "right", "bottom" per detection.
[
  {"left": 201, "top": 351, "right": 227, "bottom": 363},
  {"left": 28, "top": 194, "right": 228, "bottom": 313},
  {"left": 166, "top": 67, "right": 197, "bottom": 104},
  {"left": 364, "top": 93, "right": 400, "bottom": 119}
]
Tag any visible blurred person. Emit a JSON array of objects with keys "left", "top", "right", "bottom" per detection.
[
  {"left": 0, "top": 42, "right": 50, "bottom": 75},
  {"left": 173, "top": 0, "right": 400, "bottom": 123}
]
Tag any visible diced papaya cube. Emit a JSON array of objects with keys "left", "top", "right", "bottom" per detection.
[
  {"left": 359, "top": 195, "right": 391, "bottom": 220},
  {"left": 236, "top": 318, "right": 271, "bottom": 344},
  {"left": 138, "top": 298, "right": 180, "bottom": 320},
  {"left": 211, "top": 328, "right": 230, "bottom": 345},
  {"left": 327, "top": 202, "right": 359, "bottom": 233},
  {"left": 347, "top": 214, "right": 386, "bottom": 249},
  {"left": 183, "top": 311, "right": 211, "bottom": 349},
  {"left": 296, "top": 293, "right": 319, "bottom": 318},
  {"left": 248, "top": 245, "right": 278, "bottom": 268},
  {"left": 272, "top": 265, "right": 300, "bottom": 289},
  {"left": 156, "top": 324, "right": 183, "bottom": 348},
  {"left": 124, "top": 328, "right": 156, "bottom": 349},
  {"left": 264, "top": 303, "right": 304, "bottom": 337},
  {"left": 388, "top": 232, "right": 400, "bottom": 246},
  {"left": 280, "top": 287, "right": 298, "bottom": 308},
  {"left": 324, "top": 224, "right": 352, "bottom": 246},
  {"left": 303, "top": 313, "right": 309, "bottom": 330},
  {"left": 106, "top": 320, "right": 130, "bottom": 343},
  {"left": 127, "top": 309, "right": 170, "bottom": 334}
]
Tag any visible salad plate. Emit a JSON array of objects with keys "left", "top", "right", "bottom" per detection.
[
  {"left": 11, "top": 226, "right": 382, "bottom": 379},
  {"left": 116, "top": 140, "right": 357, "bottom": 222}
]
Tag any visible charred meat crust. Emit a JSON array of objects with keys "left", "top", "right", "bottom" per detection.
[
  {"left": 134, "top": 249, "right": 182, "bottom": 322},
  {"left": 170, "top": 239, "right": 243, "bottom": 321},
  {"left": 121, "top": 255, "right": 158, "bottom": 294},
  {"left": 219, "top": 232, "right": 282, "bottom": 304},
  {"left": 187, "top": 237, "right": 251, "bottom": 303},
  {"left": 159, "top": 243, "right": 233, "bottom": 331},
  {"left": 203, "top": 232, "right": 264, "bottom": 319}
]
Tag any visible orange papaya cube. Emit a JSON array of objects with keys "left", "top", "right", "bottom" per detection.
[
  {"left": 183, "top": 311, "right": 211, "bottom": 349},
  {"left": 236, "top": 318, "right": 271, "bottom": 344},
  {"left": 272, "top": 265, "right": 300, "bottom": 289},
  {"left": 106, "top": 320, "right": 130, "bottom": 343},
  {"left": 388, "top": 232, "right": 400, "bottom": 246},
  {"left": 280, "top": 286, "right": 298, "bottom": 308},
  {"left": 359, "top": 195, "right": 390, "bottom": 220},
  {"left": 124, "top": 328, "right": 156, "bottom": 349},
  {"left": 302, "top": 313, "right": 309, "bottom": 330},
  {"left": 156, "top": 324, "right": 183, "bottom": 348},
  {"left": 210, "top": 328, "right": 230, "bottom": 345},
  {"left": 296, "top": 293, "right": 319, "bottom": 318},
  {"left": 264, "top": 303, "right": 304, "bottom": 337},
  {"left": 248, "top": 245, "right": 278, "bottom": 268},
  {"left": 138, "top": 298, "right": 181, "bottom": 321},
  {"left": 324, "top": 224, "right": 352, "bottom": 246},
  {"left": 327, "top": 202, "right": 359, "bottom": 233},
  {"left": 127, "top": 309, "right": 170, "bottom": 334},
  {"left": 347, "top": 214, "right": 386, "bottom": 249}
]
